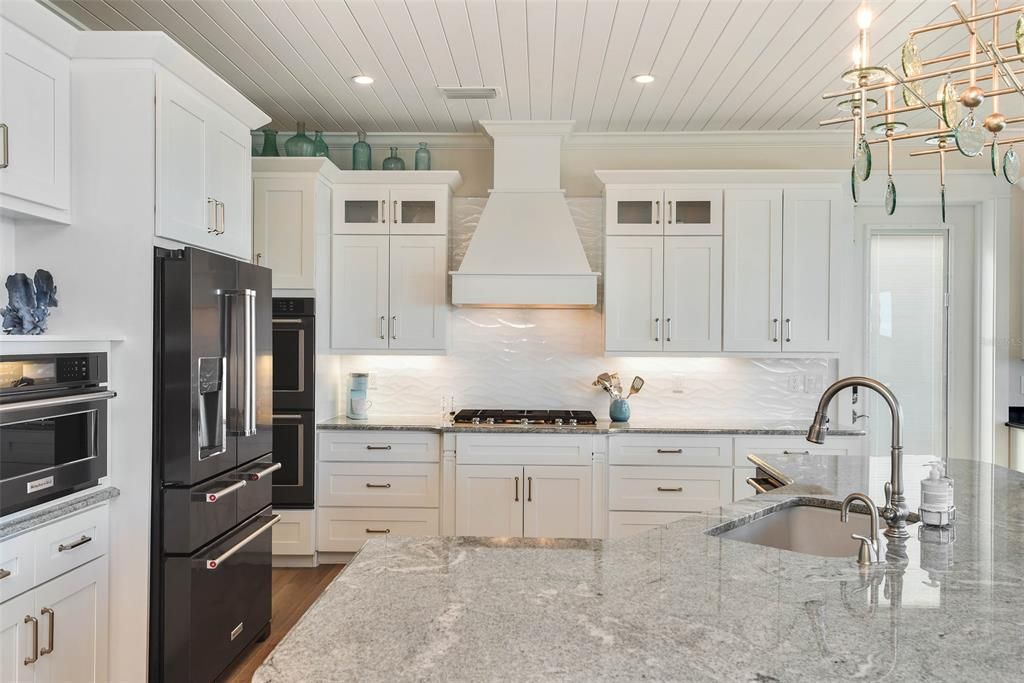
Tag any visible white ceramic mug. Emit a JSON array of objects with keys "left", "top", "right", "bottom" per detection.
[{"left": 350, "top": 397, "right": 372, "bottom": 418}]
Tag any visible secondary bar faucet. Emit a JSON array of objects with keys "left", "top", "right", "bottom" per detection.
[
  {"left": 841, "top": 492, "right": 884, "bottom": 566},
  {"left": 807, "top": 376, "right": 911, "bottom": 539}
]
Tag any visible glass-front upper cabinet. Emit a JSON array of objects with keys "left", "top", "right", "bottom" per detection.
[
  {"left": 665, "top": 189, "right": 722, "bottom": 236},
  {"left": 333, "top": 185, "right": 448, "bottom": 236},
  {"left": 605, "top": 189, "right": 666, "bottom": 236}
]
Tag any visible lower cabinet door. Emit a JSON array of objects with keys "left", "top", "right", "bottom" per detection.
[
  {"left": 523, "top": 466, "right": 592, "bottom": 539},
  {"left": 32, "top": 557, "right": 109, "bottom": 683},
  {"left": 608, "top": 511, "right": 695, "bottom": 539},
  {"left": 0, "top": 591, "right": 36, "bottom": 683},
  {"left": 317, "top": 507, "right": 438, "bottom": 553},
  {"left": 454, "top": 465, "right": 524, "bottom": 537}
]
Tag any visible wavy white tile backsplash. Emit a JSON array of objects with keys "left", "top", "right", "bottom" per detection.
[{"left": 325, "top": 198, "right": 835, "bottom": 420}]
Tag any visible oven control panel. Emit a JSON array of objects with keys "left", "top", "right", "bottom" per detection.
[{"left": 0, "top": 353, "right": 107, "bottom": 393}]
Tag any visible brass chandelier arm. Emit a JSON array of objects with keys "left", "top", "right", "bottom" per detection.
[
  {"left": 859, "top": 114, "right": 1024, "bottom": 145},
  {"left": 906, "top": 4, "right": 1022, "bottom": 36},
  {"left": 949, "top": 2, "right": 1024, "bottom": 97},
  {"left": 819, "top": 80, "right": 1024, "bottom": 127},
  {"left": 921, "top": 40, "right": 1016, "bottom": 67},
  {"left": 909, "top": 135, "right": 1024, "bottom": 156}
]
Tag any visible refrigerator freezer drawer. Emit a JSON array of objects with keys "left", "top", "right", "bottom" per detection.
[
  {"left": 163, "top": 456, "right": 274, "bottom": 554},
  {"left": 162, "top": 508, "right": 276, "bottom": 683}
]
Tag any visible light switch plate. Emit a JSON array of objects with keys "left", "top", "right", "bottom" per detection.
[{"left": 805, "top": 374, "right": 824, "bottom": 394}]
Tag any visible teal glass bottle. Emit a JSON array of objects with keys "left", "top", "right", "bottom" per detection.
[
  {"left": 414, "top": 141, "right": 431, "bottom": 170},
  {"left": 382, "top": 146, "right": 405, "bottom": 170},
  {"left": 312, "top": 131, "right": 329, "bottom": 157},
  {"left": 259, "top": 129, "right": 279, "bottom": 157},
  {"left": 352, "top": 132, "right": 371, "bottom": 170},
  {"left": 285, "top": 122, "right": 316, "bottom": 157}
]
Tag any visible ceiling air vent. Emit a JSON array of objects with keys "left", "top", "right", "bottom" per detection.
[{"left": 439, "top": 86, "right": 500, "bottom": 100}]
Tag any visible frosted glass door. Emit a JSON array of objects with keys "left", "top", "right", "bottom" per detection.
[
  {"left": 390, "top": 186, "right": 448, "bottom": 235},
  {"left": 869, "top": 231, "right": 948, "bottom": 460},
  {"left": 664, "top": 189, "right": 722, "bottom": 236},
  {"left": 605, "top": 189, "right": 664, "bottom": 235},
  {"left": 333, "top": 186, "right": 387, "bottom": 235}
]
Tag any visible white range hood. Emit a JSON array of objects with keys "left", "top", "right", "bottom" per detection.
[{"left": 450, "top": 121, "right": 598, "bottom": 308}]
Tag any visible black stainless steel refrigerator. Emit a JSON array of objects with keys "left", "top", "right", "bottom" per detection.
[{"left": 151, "top": 247, "right": 279, "bottom": 683}]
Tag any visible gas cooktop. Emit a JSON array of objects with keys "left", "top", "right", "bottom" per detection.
[{"left": 452, "top": 409, "right": 597, "bottom": 426}]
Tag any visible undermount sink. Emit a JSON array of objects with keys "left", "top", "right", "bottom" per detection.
[{"left": 708, "top": 502, "right": 884, "bottom": 558}]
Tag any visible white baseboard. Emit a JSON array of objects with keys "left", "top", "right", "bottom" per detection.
[{"left": 272, "top": 554, "right": 319, "bottom": 568}]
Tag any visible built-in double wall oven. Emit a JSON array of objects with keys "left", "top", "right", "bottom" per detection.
[
  {"left": 272, "top": 298, "right": 315, "bottom": 509},
  {"left": 0, "top": 353, "right": 114, "bottom": 517}
]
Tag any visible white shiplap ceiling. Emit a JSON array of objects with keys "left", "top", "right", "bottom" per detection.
[{"left": 50, "top": 0, "right": 1024, "bottom": 133}]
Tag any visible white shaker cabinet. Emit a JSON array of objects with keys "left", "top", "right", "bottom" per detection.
[
  {"left": 454, "top": 465, "right": 524, "bottom": 537},
  {"left": 156, "top": 74, "right": 254, "bottom": 260},
  {"left": 722, "top": 188, "right": 784, "bottom": 353},
  {"left": 605, "top": 188, "right": 722, "bottom": 237},
  {"left": 522, "top": 466, "right": 592, "bottom": 539},
  {"left": 331, "top": 235, "right": 390, "bottom": 351},
  {"left": 388, "top": 235, "right": 448, "bottom": 351},
  {"left": 663, "top": 236, "right": 723, "bottom": 352},
  {"left": 252, "top": 158, "right": 339, "bottom": 290},
  {"left": 781, "top": 188, "right": 842, "bottom": 353},
  {"left": 333, "top": 181, "right": 450, "bottom": 236},
  {"left": 0, "top": 17, "right": 71, "bottom": 223},
  {"left": 605, "top": 236, "right": 663, "bottom": 353},
  {"left": 0, "top": 591, "right": 35, "bottom": 683}
]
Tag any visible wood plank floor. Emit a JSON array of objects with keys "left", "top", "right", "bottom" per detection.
[{"left": 217, "top": 563, "right": 346, "bottom": 683}]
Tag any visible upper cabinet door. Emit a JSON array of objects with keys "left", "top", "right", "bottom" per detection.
[
  {"left": 330, "top": 235, "right": 389, "bottom": 350},
  {"left": 333, "top": 186, "right": 388, "bottom": 235},
  {"left": 388, "top": 235, "right": 448, "bottom": 351},
  {"left": 206, "top": 114, "right": 252, "bottom": 261},
  {"left": 455, "top": 465, "right": 524, "bottom": 537},
  {"left": 663, "top": 236, "right": 723, "bottom": 353},
  {"left": 0, "top": 19, "right": 70, "bottom": 221},
  {"left": 723, "top": 189, "right": 783, "bottom": 352},
  {"left": 605, "top": 236, "right": 664, "bottom": 353},
  {"left": 605, "top": 189, "right": 664, "bottom": 236},
  {"left": 782, "top": 189, "right": 841, "bottom": 353},
  {"left": 389, "top": 186, "right": 448, "bottom": 235},
  {"left": 252, "top": 175, "right": 316, "bottom": 289},
  {"left": 523, "top": 465, "right": 592, "bottom": 539},
  {"left": 156, "top": 75, "right": 211, "bottom": 246},
  {"left": 664, "top": 189, "right": 722, "bottom": 236}
]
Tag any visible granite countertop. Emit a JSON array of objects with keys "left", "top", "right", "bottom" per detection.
[
  {"left": 0, "top": 486, "right": 120, "bottom": 541},
  {"left": 317, "top": 414, "right": 866, "bottom": 437},
  {"left": 255, "top": 454, "right": 1023, "bottom": 682}
]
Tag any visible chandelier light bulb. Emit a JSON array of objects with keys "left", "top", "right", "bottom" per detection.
[
  {"left": 851, "top": 47, "right": 862, "bottom": 67},
  {"left": 857, "top": 6, "right": 873, "bottom": 30}
]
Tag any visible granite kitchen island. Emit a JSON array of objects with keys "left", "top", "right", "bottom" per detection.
[{"left": 254, "top": 454, "right": 1024, "bottom": 682}]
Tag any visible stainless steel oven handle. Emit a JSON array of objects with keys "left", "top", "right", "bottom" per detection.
[
  {"left": 203, "top": 514, "right": 280, "bottom": 569},
  {"left": 272, "top": 318, "right": 304, "bottom": 324},
  {"left": 272, "top": 414, "right": 303, "bottom": 420},
  {"left": 202, "top": 480, "right": 246, "bottom": 503},
  {"left": 244, "top": 461, "right": 282, "bottom": 481},
  {"left": 0, "top": 390, "right": 116, "bottom": 413}
]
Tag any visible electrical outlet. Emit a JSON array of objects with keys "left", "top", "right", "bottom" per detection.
[
  {"left": 787, "top": 374, "right": 804, "bottom": 392},
  {"left": 368, "top": 374, "right": 378, "bottom": 390},
  {"left": 805, "top": 374, "right": 824, "bottom": 394},
  {"left": 672, "top": 374, "right": 686, "bottom": 394}
]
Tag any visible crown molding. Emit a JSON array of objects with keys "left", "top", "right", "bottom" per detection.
[{"left": 255, "top": 129, "right": 853, "bottom": 151}]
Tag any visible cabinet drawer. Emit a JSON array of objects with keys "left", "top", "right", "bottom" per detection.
[
  {"left": 33, "top": 505, "right": 109, "bottom": 586},
  {"left": 0, "top": 530, "right": 35, "bottom": 602},
  {"left": 454, "top": 434, "right": 593, "bottom": 466},
  {"left": 318, "top": 431, "right": 439, "bottom": 463},
  {"left": 609, "top": 466, "right": 731, "bottom": 512},
  {"left": 317, "top": 507, "right": 438, "bottom": 552},
  {"left": 733, "top": 436, "right": 864, "bottom": 466},
  {"left": 272, "top": 508, "right": 315, "bottom": 557},
  {"left": 318, "top": 462, "right": 439, "bottom": 508},
  {"left": 607, "top": 511, "right": 696, "bottom": 539},
  {"left": 608, "top": 436, "right": 733, "bottom": 466}
]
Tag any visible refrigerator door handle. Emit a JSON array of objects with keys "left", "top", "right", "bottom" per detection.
[{"left": 224, "top": 288, "right": 258, "bottom": 437}]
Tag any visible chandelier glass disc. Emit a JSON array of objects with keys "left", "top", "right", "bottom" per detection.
[
  {"left": 1003, "top": 147, "right": 1021, "bottom": 184},
  {"left": 940, "top": 80, "right": 961, "bottom": 128},
  {"left": 885, "top": 178, "right": 897, "bottom": 216},
  {"left": 854, "top": 137, "right": 872, "bottom": 181},
  {"left": 1016, "top": 15, "right": 1024, "bottom": 54},
  {"left": 954, "top": 114, "right": 986, "bottom": 157},
  {"left": 901, "top": 38, "right": 925, "bottom": 107},
  {"left": 991, "top": 139, "right": 1000, "bottom": 176},
  {"left": 850, "top": 166, "right": 860, "bottom": 203}
]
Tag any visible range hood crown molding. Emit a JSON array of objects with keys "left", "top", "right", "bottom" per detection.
[{"left": 452, "top": 120, "right": 598, "bottom": 308}]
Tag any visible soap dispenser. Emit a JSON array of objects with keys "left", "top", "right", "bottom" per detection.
[{"left": 919, "top": 461, "right": 956, "bottom": 527}]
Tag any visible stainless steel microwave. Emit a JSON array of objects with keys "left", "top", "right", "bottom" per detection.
[{"left": 0, "top": 353, "right": 114, "bottom": 516}]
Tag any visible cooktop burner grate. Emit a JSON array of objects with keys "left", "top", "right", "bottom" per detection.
[{"left": 452, "top": 409, "right": 597, "bottom": 426}]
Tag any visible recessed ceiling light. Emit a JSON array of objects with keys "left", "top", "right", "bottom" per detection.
[
  {"left": 632, "top": 74, "right": 655, "bottom": 84},
  {"left": 352, "top": 75, "right": 374, "bottom": 85}
]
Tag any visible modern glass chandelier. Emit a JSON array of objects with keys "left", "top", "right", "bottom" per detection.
[{"left": 821, "top": 1, "right": 1023, "bottom": 218}]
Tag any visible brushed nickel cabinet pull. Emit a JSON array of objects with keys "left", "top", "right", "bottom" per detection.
[
  {"left": 207, "top": 198, "right": 217, "bottom": 234},
  {"left": 256, "top": 252, "right": 262, "bottom": 265},
  {"left": 667, "top": 200, "right": 674, "bottom": 224},
  {"left": 57, "top": 535, "right": 93, "bottom": 552},
  {"left": 527, "top": 476, "right": 533, "bottom": 502},
  {"left": 783, "top": 450, "right": 811, "bottom": 455},
  {"left": 394, "top": 199, "right": 399, "bottom": 223},
  {"left": 784, "top": 318, "right": 792, "bottom": 343},
  {"left": 365, "top": 482, "right": 391, "bottom": 488},
  {"left": 0, "top": 568, "right": 11, "bottom": 580},
  {"left": 216, "top": 201, "right": 225, "bottom": 235},
  {"left": 24, "top": 615, "right": 38, "bottom": 665},
  {"left": 654, "top": 317, "right": 660, "bottom": 342},
  {"left": 391, "top": 315, "right": 398, "bottom": 340},
  {"left": 0, "top": 123, "right": 8, "bottom": 169},
  {"left": 665, "top": 318, "right": 672, "bottom": 342},
  {"left": 379, "top": 315, "right": 386, "bottom": 339},
  {"left": 771, "top": 317, "right": 780, "bottom": 343},
  {"left": 655, "top": 200, "right": 661, "bottom": 224},
  {"left": 656, "top": 448, "right": 683, "bottom": 454},
  {"left": 657, "top": 486, "right": 683, "bottom": 492},
  {"left": 514, "top": 476, "right": 519, "bottom": 502},
  {"left": 366, "top": 444, "right": 392, "bottom": 450},
  {"left": 380, "top": 199, "right": 386, "bottom": 223},
  {"left": 40, "top": 608, "right": 54, "bottom": 656},
  {"left": 366, "top": 528, "right": 390, "bottom": 534}
]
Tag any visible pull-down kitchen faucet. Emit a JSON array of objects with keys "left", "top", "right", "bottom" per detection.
[{"left": 807, "top": 376, "right": 911, "bottom": 539}]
